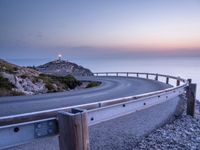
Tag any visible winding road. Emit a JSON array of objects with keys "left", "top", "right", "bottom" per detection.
[{"left": 0, "top": 76, "right": 171, "bottom": 117}]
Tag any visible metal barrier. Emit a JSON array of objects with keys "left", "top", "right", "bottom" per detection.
[{"left": 0, "top": 72, "right": 197, "bottom": 150}]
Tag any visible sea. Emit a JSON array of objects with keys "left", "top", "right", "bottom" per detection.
[{"left": 7, "top": 56, "right": 200, "bottom": 100}]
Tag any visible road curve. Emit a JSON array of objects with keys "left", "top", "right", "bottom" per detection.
[{"left": 0, "top": 76, "right": 171, "bottom": 117}]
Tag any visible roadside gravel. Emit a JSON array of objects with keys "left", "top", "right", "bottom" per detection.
[{"left": 134, "top": 101, "right": 200, "bottom": 150}]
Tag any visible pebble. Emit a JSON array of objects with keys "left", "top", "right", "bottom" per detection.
[{"left": 134, "top": 102, "right": 200, "bottom": 150}]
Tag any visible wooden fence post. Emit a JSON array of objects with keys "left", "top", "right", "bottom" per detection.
[
  {"left": 176, "top": 79, "right": 180, "bottom": 86},
  {"left": 166, "top": 77, "right": 169, "bottom": 84},
  {"left": 186, "top": 83, "right": 197, "bottom": 117},
  {"left": 188, "top": 79, "right": 192, "bottom": 84},
  {"left": 155, "top": 74, "right": 158, "bottom": 81},
  {"left": 146, "top": 74, "right": 148, "bottom": 79},
  {"left": 58, "top": 109, "right": 90, "bottom": 150}
]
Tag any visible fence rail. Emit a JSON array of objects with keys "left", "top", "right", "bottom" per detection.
[{"left": 0, "top": 72, "right": 197, "bottom": 150}]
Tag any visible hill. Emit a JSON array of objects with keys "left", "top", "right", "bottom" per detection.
[{"left": 36, "top": 59, "right": 93, "bottom": 76}]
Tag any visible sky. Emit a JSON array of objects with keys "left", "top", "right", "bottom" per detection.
[{"left": 0, "top": 0, "right": 200, "bottom": 60}]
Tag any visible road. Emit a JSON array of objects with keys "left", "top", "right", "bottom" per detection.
[{"left": 0, "top": 76, "right": 171, "bottom": 117}]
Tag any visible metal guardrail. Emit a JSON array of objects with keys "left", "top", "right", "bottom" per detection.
[{"left": 0, "top": 72, "right": 196, "bottom": 150}]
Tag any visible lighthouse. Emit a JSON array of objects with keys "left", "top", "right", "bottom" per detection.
[{"left": 58, "top": 54, "right": 62, "bottom": 61}]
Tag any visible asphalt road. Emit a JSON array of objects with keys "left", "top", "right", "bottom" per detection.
[{"left": 0, "top": 76, "right": 171, "bottom": 117}]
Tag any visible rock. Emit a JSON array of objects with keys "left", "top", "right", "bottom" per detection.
[{"left": 1, "top": 71, "right": 46, "bottom": 95}]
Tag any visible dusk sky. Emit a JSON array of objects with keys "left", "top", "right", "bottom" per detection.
[{"left": 0, "top": 0, "right": 200, "bottom": 59}]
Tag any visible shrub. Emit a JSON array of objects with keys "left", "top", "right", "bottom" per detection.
[
  {"left": 21, "top": 75, "right": 28, "bottom": 79},
  {"left": 0, "top": 76, "right": 15, "bottom": 90},
  {"left": 58, "top": 75, "right": 81, "bottom": 89},
  {"left": 38, "top": 74, "right": 81, "bottom": 92},
  {"left": 86, "top": 81, "right": 101, "bottom": 88},
  {"left": 46, "top": 84, "right": 57, "bottom": 92}
]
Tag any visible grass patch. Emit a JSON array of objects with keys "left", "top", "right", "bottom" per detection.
[
  {"left": 38, "top": 74, "right": 81, "bottom": 92},
  {"left": 0, "top": 62, "right": 18, "bottom": 74},
  {"left": 10, "top": 91, "right": 24, "bottom": 96},
  {"left": 0, "top": 89, "right": 24, "bottom": 97},
  {"left": 86, "top": 81, "right": 101, "bottom": 88}
]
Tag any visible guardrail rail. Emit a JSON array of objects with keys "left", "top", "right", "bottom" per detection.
[{"left": 0, "top": 72, "right": 197, "bottom": 150}]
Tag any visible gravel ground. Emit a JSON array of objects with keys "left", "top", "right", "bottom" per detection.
[{"left": 134, "top": 101, "right": 200, "bottom": 150}]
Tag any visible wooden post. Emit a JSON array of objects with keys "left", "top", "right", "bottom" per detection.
[
  {"left": 126, "top": 73, "right": 129, "bottom": 77},
  {"left": 58, "top": 109, "right": 90, "bottom": 150},
  {"left": 188, "top": 79, "right": 192, "bottom": 84},
  {"left": 186, "top": 83, "right": 197, "bottom": 117},
  {"left": 155, "top": 74, "right": 158, "bottom": 81},
  {"left": 146, "top": 74, "right": 148, "bottom": 79},
  {"left": 166, "top": 77, "right": 169, "bottom": 84},
  {"left": 136, "top": 73, "right": 139, "bottom": 77},
  {"left": 176, "top": 79, "right": 180, "bottom": 86}
]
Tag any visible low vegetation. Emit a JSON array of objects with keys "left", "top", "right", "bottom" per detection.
[
  {"left": 0, "top": 60, "right": 18, "bottom": 74},
  {"left": 37, "top": 74, "right": 82, "bottom": 93},
  {"left": 0, "top": 76, "right": 15, "bottom": 90},
  {"left": 20, "top": 74, "right": 28, "bottom": 79},
  {"left": 86, "top": 81, "right": 101, "bottom": 88},
  {"left": 0, "top": 76, "right": 24, "bottom": 96},
  {"left": 27, "top": 65, "right": 37, "bottom": 70}
]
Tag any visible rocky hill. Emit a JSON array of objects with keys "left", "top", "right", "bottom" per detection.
[
  {"left": 0, "top": 59, "right": 41, "bottom": 96},
  {"left": 0, "top": 59, "right": 85, "bottom": 96},
  {"left": 36, "top": 60, "right": 93, "bottom": 76}
]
